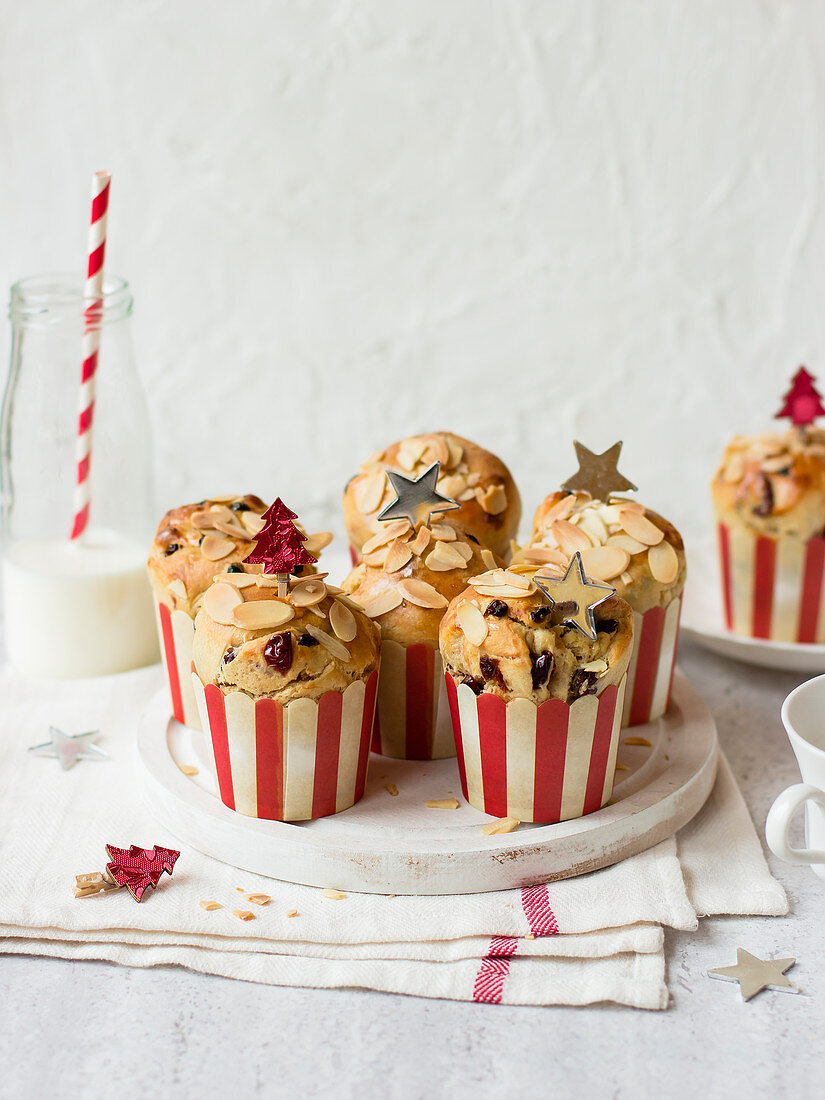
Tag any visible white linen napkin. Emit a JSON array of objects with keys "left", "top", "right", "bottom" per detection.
[{"left": 0, "top": 665, "right": 786, "bottom": 1009}]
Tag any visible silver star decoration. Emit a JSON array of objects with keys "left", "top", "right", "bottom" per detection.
[
  {"left": 532, "top": 552, "right": 615, "bottom": 641},
  {"left": 708, "top": 949, "right": 798, "bottom": 1001},
  {"left": 561, "top": 440, "right": 638, "bottom": 500},
  {"left": 377, "top": 461, "right": 459, "bottom": 529},
  {"left": 28, "top": 727, "right": 108, "bottom": 771}
]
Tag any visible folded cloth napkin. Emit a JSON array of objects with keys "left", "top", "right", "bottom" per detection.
[{"left": 0, "top": 666, "right": 786, "bottom": 1009}]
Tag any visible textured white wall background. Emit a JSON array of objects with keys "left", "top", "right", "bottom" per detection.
[{"left": 1, "top": 0, "right": 822, "bottom": 547}]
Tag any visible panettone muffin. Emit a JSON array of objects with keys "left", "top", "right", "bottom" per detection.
[
  {"left": 147, "top": 495, "right": 331, "bottom": 728},
  {"left": 192, "top": 570, "right": 381, "bottom": 821},
  {"left": 438, "top": 565, "right": 634, "bottom": 823},
  {"left": 711, "top": 428, "right": 825, "bottom": 641},
  {"left": 520, "top": 491, "right": 685, "bottom": 725},
  {"left": 343, "top": 517, "right": 503, "bottom": 758},
  {"left": 343, "top": 432, "right": 521, "bottom": 560}
]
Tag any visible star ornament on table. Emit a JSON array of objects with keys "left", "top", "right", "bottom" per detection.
[
  {"left": 377, "top": 461, "right": 459, "bottom": 529},
  {"left": 707, "top": 949, "right": 798, "bottom": 1002},
  {"left": 532, "top": 552, "right": 615, "bottom": 641},
  {"left": 561, "top": 440, "right": 638, "bottom": 501},
  {"left": 27, "top": 726, "right": 108, "bottom": 771}
]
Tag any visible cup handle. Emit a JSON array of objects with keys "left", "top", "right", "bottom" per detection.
[{"left": 766, "top": 783, "right": 825, "bottom": 864}]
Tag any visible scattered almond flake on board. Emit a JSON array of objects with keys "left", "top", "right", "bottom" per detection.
[
  {"left": 178, "top": 764, "right": 199, "bottom": 776},
  {"left": 581, "top": 658, "right": 608, "bottom": 674},
  {"left": 286, "top": 909, "right": 299, "bottom": 918},
  {"left": 580, "top": 545, "right": 630, "bottom": 582},
  {"left": 235, "top": 886, "right": 245, "bottom": 892},
  {"left": 204, "top": 582, "right": 243, "bottom": 625},
  {"left": 552, "top": 519, "right": 592, "bottom": 556},
  {"left": 425, "top": 541, "right": 466, "bottom": 571},
  {"left": 322, "top": 888, "right": 347, "bottom": 900},
  {"left": 648, "top": 541, "right": 679, "bottom": 584},
  {"left": 481, "top": 548, "right": 498, "bottom": 570},
  {"left": 200, "top": 900, "right": 222, "bottom": 911},
  {"left": 615, "top": 763, "right": 629, "bottom": 772},
  {"left": 426, "top": 798, "right": 460, "bottom": 809},
  {"left": 168, "top": 578, "right": 187, "bottom": 601},
  {"left": 429, "top": 523, "right": 457, "bottom": 542},
  {"left": 362, "top": 520, "right": 411, "bottom": 555},
  {"left": 241, "top": 511, "right": 266, "bottom": 536},
  {"left": 481, "top": 816, "right": 520, "bottom": 835},
  {"left": 359, "top": 588, "right": 404, "bottom": 618},
  {"left": 619, "top": 510, "right": 663, "bottom": 546},
  {"left": 233, "top": 910, "right": 256, "bottom": 921},
  {"left": 457, "top": 600, "right": 488, "bottom": 646},
  {"left": 218, "top": 572, "right": 257, "bottom": 588},
  {"left": 233, "top": 600, "right": 294, "bottom": 630},
  {"left": 385, "top": 782, "right": 399, "bottom": 796},
  {"left": 247, "top": 893, "right": 271, "bottom": 906},
  {"left": 330, "top": 600, "right": 357, "bottom": 642},
  {"left": 623, "top": 736, "right": 653, "bottom": 747},
  {"left": 201, "top": 535, "right": 236, "bottom": 561},
  {"left": 290, "top": 578, "right": 328, "bottom": 607},
  {"left": 384, "top": 539, "right": 413, "bottom": 573},
  {"left": 605, "top": 533, "right": 647, "bottom": 555},
  {"left": 398, "top": 577, "right": 448, "bottom": 608},
  {"left": 355, "top": 469, "right": 386, "bottom": 514},
  {"left": 476, "top": 483, "right": 508, "bottom": 515},
  {"left": 305, "top": 623, "right": 350, "bottom": 661},
  {"left": 408, "top": 527, "right": 431, "bottom": 556}
]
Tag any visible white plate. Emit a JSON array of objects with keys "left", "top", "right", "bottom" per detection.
[
  {"left": 136, "top": 672, "right": 718, "bottom": 895},
  {"left": 681, "top": 543, "right": 825, "bottom": 673}
]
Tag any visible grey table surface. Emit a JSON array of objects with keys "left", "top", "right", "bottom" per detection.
[{"left": 2, "top": 638, "right": 822, "bottom": 1100}]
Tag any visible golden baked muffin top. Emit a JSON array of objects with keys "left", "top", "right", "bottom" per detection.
[
  {"left": 342, "top": 431, "right": 521, "bottom": 558},
  {"left": 521, "top": 491, "right": 685, "bottom": 616},
  {"left": 193, "top": 570, "right": 380, "bottom": 703},
  {"left": 342, "top": 517, "right": 504, "bottom": 648}
]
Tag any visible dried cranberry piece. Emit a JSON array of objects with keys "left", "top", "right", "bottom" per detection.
[
  {"left": 569, "top": 669, "right": 598, "bottom": 700},
  {"left": 460, "top": 674, "right": 483, "bottom": 696},
  {"left": 222, "top": 647, "right": 236, "bottom": 665},
  {"left": 531, "top": 651, "right": 554, "bottom": 690},
  {"left": 164, "top": 543, "right": 180, "bottom": 556},
  {"left": 753, "top": 474, "right": 774, "bottom": 517},
  {"left": 264, "top": 632, "right": 293, "bottom": 673},
  {"left": 230, "top": 500, "right": 250, "bottom": 512},
  {"left": 484, "top": 600, "right": 508, "bottom": 618},
  {"left": 226, "top": 563, "right": 244, "bottom": 574},
  {"left": 298, "top": 633, "right": 319, "bottom": 647},
  {"left": 530, "top": 605, "right": 552, "bottom": 623},
  {"left": 596, "top": 618, "right": 618, "bottom": 634},
  {"left": 479, "top": 656, "right": 506, "bottom": 690}
]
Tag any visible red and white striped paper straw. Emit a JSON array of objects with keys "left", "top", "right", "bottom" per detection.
[{"left": 70, "top": 170, "right": 111, "bottom": 541}]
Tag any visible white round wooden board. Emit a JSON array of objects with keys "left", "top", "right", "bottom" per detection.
[{"left": 137, "top": 671, "right": 719, "bottom": 895}]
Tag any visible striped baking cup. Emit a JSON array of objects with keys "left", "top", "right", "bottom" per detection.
[
  {"left": 349, "top": 544, "right": 360, "bottom": 567},
  {"left": 445, "top": 674, "right": 627, "bottom": 823},
  {"left": 621, "top": 596, "right": 682, "bottom": 727},
  {"left": 155, "top": 602, "right": 200, "bottom": 729},
  {"left": 717, "top": 522, "right": 825, "bottom": 642},
  {"left": 191, "top": 670, "right": 379, "bottom": 821},
  {"left": 372, "top": 640, "right": 456, "bottom": 760}
]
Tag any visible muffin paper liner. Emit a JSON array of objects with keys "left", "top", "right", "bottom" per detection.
[
  {"left": 371, "top": 640, "right": 456, "bottom": 760},
  {"left": 155, "top": 602, "right": 200, "bottom": 729},
  {"left": 349, "top": 544, "right": 360, "bottom": 567},
  {"left": 191, "top": 669, "right": 379, "bottom": 821},
  {"left": 444, "top": 673, "right": 627, "bottom": 823},
  {"left": 717, "top": 521, "right": 825, "bottom": 642},
  {"left": 621, "top": 596, "right": 682, "bottom": 727}
]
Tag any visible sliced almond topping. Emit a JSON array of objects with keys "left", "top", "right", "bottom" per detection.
[
  {"left": 457, "top": 600, "right": 488, "bottom": 645},
  {"left": 304, "top": 530, "right": 333, "bottom": 557},
  {"left": 619, "top": 510, "right": 663, "bottom": 546},
  {"left": 408, "top": 527, "right": 431, "bottom": 556},
  {"left": 581, "top": 658, "right": 608, "bottom": 674},
  {"left": 241, "top": 511, "right": 265, "bottom": 536},
  {"left": 354, "top": 468, "right": 386, "bottom": 514},
  {"left": 453, "top": 542, "right": 473, "bottom": 563},
  {"left": 648, "top": 540, "right": 679, "bottom": 584},
  {"left": 552, "top": 519, "right": 592, "bottom": 557},
  {"left": 521, "top": 546, "right": 567, "bottom": 566},
  {"left": 201, "top": 536, "right": 236, "bottom": 561},
  {"left": 168, "top": 578, "right": 187, "bottom": 601},
  {"left": 200, "top": 900, "right": 222, "bottom": 911},
  {"left": 233, "top": 910, "right": 256, "bottom": 921},
  {"left": 385, "top": 782, "right": 399, "bottom": 796},
  {"left": 429, "top": 523, "right": 457, "bottom": 542},
  {"left": 322, "top": 888, "right": 346, "bottom": 900},
  {"left": 481, "top": 548, "right": 498, "bottom": 570},
  {"left": 539, "top": 494, "right": 577, "bottom": 526},
  {"left": 606, "top": 533, "right": 647, "bottom": 555},
  {"left": 363, "top": 545, "right": 390, "bottom": 567},
  {"left": 476, "top": 483, "right": 508, "bottom": 515},
  {"left": 329, "top": 600, "right": 357, "bottom": 642},
  {"left": 611, "top": 498, "right": 645, "bottom": 514},
  {"left": 424, "top": 434, "right": 449, "bottom": 467},
  {"left": 470, "top": 569, "right": 530, "bottom": 591},
  {"left": 398, "top": 578, "right": 448, "bottom": 609},
  {"left": 437, "top": 474, "right": 466, "bottom": 500},
  {"left": 304, "top": 623, "right": 350, "bottom": 661},
  {"left": 481, "top": 817, "right": 520, "bottom": 836},
  {"left": 233, "top": 600, "right": 294, "bottom": 631},
  {"left": 579, "top": 545, "right": 630, "bottom": 582},
  {"left": 445, "top": 438, "right": 464, "bottom": 469},
  {"left": 357, "top": 587, "right": 404, "bottom": 618},
  {"left": 396, "top": 443, "right": 418, "bottom": 471},
  {"left": 217, "top": 572, "right": 257, "bottom": 588},
  {"left": 213, "top": 518, "right": 249, "bottom": 541},
  {"left": 425, "top": 797, "right": 460, "bottom": 809},
  {"left": 466, "top": 471, "right": 481, "bottom": 487},
  {"left": 508, "top": 562, "right": 543, "bottom": 576},
  {"left": 620, "top": 571, "right": 633, "bottom": 586},
  {"left": 247, "top": 893, "right": 271, "bottom": 905},
  {"left": 473, "top": 584, "right": 536, "bottom": 599},
  {"left": 425, "top": 541, "right": 467, "bottom": 571},
  {"left": 384, "top": 539, "right": 413, "bottom": 573},
  {"left": 576, "top": 510, "right": 609, "bottom": 546},
  {"left": 459, "top": 488, "right": 476, "bottom": 501},
  {"left": 290, "top": 578, "right": 328, "bottom": 607},
  {"left": 255, "top": 573, "right": 292, "bottom": 588},
  {"left": 204, "top": 582, "right": 243, "bottom": 625},
  {"left": 361, "top": 520, "right": 412, "bottom": 555}
]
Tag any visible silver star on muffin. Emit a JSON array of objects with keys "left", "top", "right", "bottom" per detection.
[
  {"left": 561, "top": 441, "right": 638, "bottom": 501},
  {"left": 28, "top": 726, "right": 108, "bottom": 771},
  {"left": 533, "top": 553, "right": 615, "bottom": 641},
  {"left": 377, "top": 462, "right": 459, "bottom": 529}
]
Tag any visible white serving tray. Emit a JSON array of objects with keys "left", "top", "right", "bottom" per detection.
[{"left": 136, "top": 671, "right": 718, "bottom": 895}]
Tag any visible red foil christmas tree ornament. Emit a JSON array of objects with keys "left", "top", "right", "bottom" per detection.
[
  {"left": 244, "top": 499, "right": 317, "bottom": 595},
  {"left": 775, "top": 367, "right": 825, "bottom": 428},
  {"left": 105, "top": 844, "right": 180, "bottom": 902}
]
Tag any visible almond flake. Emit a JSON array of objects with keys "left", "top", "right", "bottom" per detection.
[
  {"left": 581, "top": 658, "right": 608, "bottom": 674},
  {"left": 304, "top": 530, "right": 333, "bottom": 556},
  {"left": 385, "top": 783, "right": 399, "bottom": 796},
  {"left": 481, "top": 549, "right": 498, "bottom": 570},
  {"left": 539, "top": 494, "right": 577, "bottom": 526},
  {"left": 191, "top": 510, "right": 220, "bottom": 529},
  {"left": 576, "top": 510, "right": 609, "bottom": 546},
  {"left": 425, "top": 542, "right": 466, "bottom": 571},
  {"left": 408, "top": 527, "right": 431, "bottom": 556},
  {"left": 424, "top": 435, "right": 449, "bottom": 467},
  {"left": 648, "top": 540, "right": 679, "bottom": 584},
  {"left": 476, "top": 483, "right": 508, "bottom": 515},
  {"left": 168, "top": 579, "right": 187, "bottom": 601},
  {"left": 217, "top": 572, "right": 257, "bottom": 588},
  {"left": 286, "top": 909, "right": 299, "bottom": 918},
  {"left": 398, "top": 578, "right": 448, "bottom": 609},
  {"left": 623, "top": 736, "right": 653, "bottom": 748},
  {"left": 354, "top": 469, "right": 386, "bottom": 514},
  {"left": 384, "top": 539, "right": 413, "bottom": 573},
  {"left": 437, "top": 474, "right": 466, "bottom": 500},
  {"left": 481, "top": 817, "right": 520, "bottom": 836},
  {"left": 179, "top": 764, "right": 199, "bottom": 776},
  {"left": 362, "top": 520, "right": 412, "bottom": 555},
  {"left": 522, "top": 546, "right": 567, "bottom": 566},
  {"left": 358, "top": 588, "right": 404, "bottom": 618},
  {"left": 453, "top": 542, "right": 473, "bottom": 563},
  {"left": 470, "top": 569, "right": 530, "bottom": 591},
  {"left": 429, "top": 523, "right": 457, "bottom": 542},
  {"left": 458, "top": 489, "right": 476, "bottom": 501},
  {"left": 201, "top": 536, "right": 236, "bottom": 561},
  {"left": 606, "top": 533, "right": 647, "bottom": 555},
  {"left": 233, "top": 600, "right": 294, "bottom": 630},
  {"left": 290, "top": 578, "right": 328, "bottom": 607},
  {"left": 363, "top": 545, "right": 390, "bottom": 567},
  {"left": 398, "top": 437, "right": 427, "bottom": 467},
  {"left": 330, "top": 600, "right": 357, "bottom": 642},
  {"left": 241, "top": 511, "right": 265, "bottom": 536},
  {"left": 322, "top": 888, "right": 346, "bottom": 900},
  {"left": 620, "top": 571, "right": 633, "bottom": 586},
  {"left": 508, "top": 562, "right": 543, "bottom": 575},
  {"left": 445, "top": 438, "right": 464, "bottom": 469},
  {"left": 204, "top": 582, "right": 243, "bottom": 625},
  {"left": 213, "top": 518, "right": 249, "bottom": 540},
  {"left": 552, "top": 519, "right": 592, "bottom": 557},
  {"left": 200, "top": 900, "right": 222, "bottom": 911},
  {"left": 619, "top": 510, "right": 663, "bottom": 546},
  {"left": 611, "top": 498, "right": 645, "bottom": 514},
  {"left": 425, "top": 798, "right": 460, "bottom": 809},
  {"left": 474, "top": 585, "right": 536, "bottom": 599},
  {"left": 305, "top": 623, "right": 350, "bottom": 661},
  {"left": 579, "top": 545, "right": 630, "bottom": 582},
  {"left": 247, "top": 893, "right": 271, "bottom": 906},
  {"left": 457, "top": 600, "right": 488, "bottom": 646},
  {"left": 233, "top": 910, "right": 256, "bottom": 921}
]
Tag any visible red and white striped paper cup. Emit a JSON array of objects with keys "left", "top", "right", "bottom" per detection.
[
  {"left": 621, "top": 596, "right": 682, "bottom": 727},
  {"left": 717, "top": 522, "right": 825, "bottom": 642},
  {"left": 154, "top": 603, "right": 200, "bottom": 729},
  {"left": 444, "top": 674, "right": 627, "bottom": 823},
  {"left": 191, "top": 670, "right": 379, "bottom": 821},
  {"left": 371, "top": 640, "right": 456, "bottom": 760}
]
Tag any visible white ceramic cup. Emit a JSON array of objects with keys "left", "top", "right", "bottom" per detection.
[{"left": 766, "top": 673, "right": 825, "bottom": 879}]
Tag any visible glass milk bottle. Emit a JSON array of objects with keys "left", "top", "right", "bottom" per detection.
[{"left": 1, "top": 273, "right": 158, "bottom": 677}]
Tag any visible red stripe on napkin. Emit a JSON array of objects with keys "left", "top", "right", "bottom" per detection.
[
  {"left": 311, "top": 692, "right": 343, "bottom": 819},
  {"left": 582, "top": 685, "right": 619, "bottom": 815},
  {"left": 204, "top": 684, "right": 235, "bottom": 810},
  {"left": 158, "top": 603, "right": 184, "bottom": 723},
  {"left": 752, "top": 537, "right": 776, "bottom": 638},
  {"left": 532, "top": 698, "right": 569, "bottom": 824},
  {"left": 521, "top": 884, "right": 560, "bottom": 936},
  {"left": 254, "top": 699, "right": 284, "bottom": 820},
  {"left": 473, "top": 937, "right": 518, "bottom": 1003}
]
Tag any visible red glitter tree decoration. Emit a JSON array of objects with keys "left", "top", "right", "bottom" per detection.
[
  {"left": 775, "top": 367, "right": 825, "bottom": 429},
  {"left": 105, "top": 844, "right": 180, "bottom": 902},
  {"left": 244, "top": 498, "right": 317, "bottom": 596}
]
